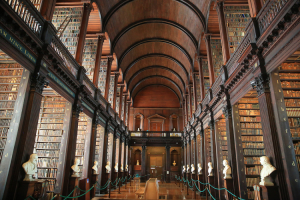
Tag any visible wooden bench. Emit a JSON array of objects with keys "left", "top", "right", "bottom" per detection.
[
  {"left": 135, "top": 187, "right": 145, "bottom": 199},
  {"left": 158, "top": 188, "right": 168, "bottom": 199}
]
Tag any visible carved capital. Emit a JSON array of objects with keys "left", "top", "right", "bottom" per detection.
[
  {"left": 251, "top": 73, "right": 270, "bottom": 96},
  {"left": 97, "top": 34, "right": 106, "bottom": 43},
  {"left": 73, "top": 104, "right": 83, "bottom": 118},
  {"left": 142, "top": 145, "right": 147, "bottom": 150},
  {"left": 222, "top": 106, "right": 232, "bottom": 119},
  {"left": 31, "top": 73, "right": 49, "bottom": 94},
  {"left": 107, "top": 56, "right": 114, "bottom": 66}
]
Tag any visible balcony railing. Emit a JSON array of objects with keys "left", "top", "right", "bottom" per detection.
[{"left": 130, "top": 131, "right": 182, "bottom": 138}]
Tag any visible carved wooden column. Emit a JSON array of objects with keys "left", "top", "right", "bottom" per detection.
[
  {"left": 215, "top": 1, "right": 230, "bottom": 64},
  {"left": 188, "top": 84, "right": 193, "bottom": 115},
  {"left": 104, "top": 57, "right": 114, "bottom": 100},
  {"left": 196, "top": 56, "right": 205, "bottom": 101},
  {"left": 222, "top": 105, "right": 239, "bottom": 197},
  {"left": 93, "top": 35, "right": 106, "bottom": 86},
  {"left": 127, "top": 102, "right": 131, "bottom": 126},
  {"left": 117, "top": 134, "right": 123, "bottom": 184},
  {"left": 40, "top": 0, "right": 57, "bottom": 21},
  {"left": 166, "top": 144, "right": 171, "bottom": 183},
  {"left": 113, "top": 73, "right": 120, "bottom": 110},
  {"left": 185, "top": 94, "right": 189, "bottom": 121},
  {"left": 119, "top": 86, "right": 124, "bottom": 118},
  {"left": 204, "top": 34, "right": 215, "bottom": 86},
  {"left": 123, "top": 94, "right": 128, "bottom": 122},
  {"left": 111, "top": 130, "right": 118, "bottom": 187},
  {"left": 75, "top": 3, "right": 92, "bottom": 65},
  {"left": 251, "top": 73, "right": 290, "bottom": 200},
  {"left": 141, "top": 145, "right": 147, "bottom": 182},
  {"left": 209, "top": 116, "right": 219, "bottom": 199},
  {"left": 182, "top": 99, "right": 186, "bottom": 125},
  {"left": 192, "top": 129, "right": 198, "bottom": 178},
  {"left": 199, "top": 121, "right": 206, "bottom": 187},
  {"left": 248, "top": 0, "right": 262, "bottom": 17},
  {"left": 193, "top": 72, "right": 199, "bottom": 110}
]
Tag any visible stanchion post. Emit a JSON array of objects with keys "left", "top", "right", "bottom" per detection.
[
  {"left": 125, "top": 177, "right": 127, "bottom": 189},
  {"left": 193, "top": 180, "right": 196, "bottom": 199},
  {"left": 108, "top": 180, "right": 111, "bottom": 198},
  {"left": 206, "top": 187, "right": 208, "bottom": 200},
  {"left": 186, "top": 179, "right": 189, "bottom": 196},
  {"left": 118, "top": 178, "right": 121, "bottom": 194}
]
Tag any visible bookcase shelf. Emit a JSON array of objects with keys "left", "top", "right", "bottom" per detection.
[
  {"left": 210, "top": 39, "right": 223, "bottom": 79},
  {"left": 82, "top": 39, "right": 98, "bottom": 82},
  {"left": 34, "top": 95, "right": 69, "bottom": 192},
  {"left": 238, "top": 96, "right": 265, "bottom": 200},
  {"left": 0, "top": 63, "right": 23, "bottom": 164}
]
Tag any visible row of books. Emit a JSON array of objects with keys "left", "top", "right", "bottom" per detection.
[
  {"left": 0, "top": 63, "right": 22, "bottom": 68},
  {"left": 294, "top": 142, "right": 300, "bottom": 154},
  {"left": 0, "top": 77, "right": 20, "bottom": 83},
  {"left": 43, "top": 102, "right": 66, "bottom": 108},
  {"left": 286, "top": 108, "right": 300, "bottom": 117},
  {"left": 285, "top": 99, "right": 300, "bottom": 108},
  {"left": 37, "top": 168, "right": 57, "bottom": 178},
  {"left": 40, "top": 118, "right": 63, "bottom": 123},
  {"left": 242, "top": 142, "right": 264, "bottom": 148},
  {"left": 244, "top": 157, "right": 260, "bottom": 164},
  {"left": 37, "top": 158, "right": 59, "bottom": 168},
  {"left": 247, "top": 189, "right": 254, "bottom": 199},
  {"left": 296, "top": 156, "right": 300, "bottom": 171},
  {"left": 0, "top": 101, "right": 15, "bottom": 109},
  {"left": 35, "top": 143, "right": 61, "bottom": 149},
  {"left": 38, "top": 130, "right": 63, "bottom": 136},
  {"left": 0, "top": 119, "right": 11, "bottom": 126},
  {"left": 245, "top": 165, "right": 263, "bottom": 175},
  {"left": 0, "top": 127, "right": 8, "bottom": 137},
  {"left": 283, "top": 90, "right": 300, "bottom": 97},
  {"left": 39, "top": 124, "right": 64, "bottom": 129},
  {"left": 228, "top": 36, "right": 244, "bottom": 42},
  {"left": 242, "top": 136, "right": 264, "bottom": 142},
  {"left": 0, "top": 93, "right": 18, "bottom": 100},
  {"left": 246, "top": 178, "right": 259, "bottom": 187},
  {"left": 43, "top": 108, "right": 65, "bottom": 113},
  {"left": 238, "top": 103, "right": 259, "bottom": 109},
  {"left": 279, "top": 73, "right": 300, "bottom": 79},
  {"left": 0, "top": 85, "right": 19, "bottom": 91},
  {"left": 36, "top": 150, "right": 59, "bottom": 157},
  {"left": 240, "top": 116, "right": 261, "bottom": 122},
  {"left": 239, "top": 110, "right": 260, "bottom": 115},
  {"left": 239, "top": 99, "right": 258, "bottom": 104},
  {"left": 0, "top": 138, "right": 6, "bottom": 148},
  {"left": 42, "top": 114, "right": 65, "bottom": 118},
  {"left": 243, "top": 149, "right": 265, "bottom": 156},
  {"left": 0, "top": 69, "right": 23, "bottom": 76},
  {"left": 281, "top": 81, "right": 300, "bottom": 88},
  {"left": 288, "top": 117, "right": 300, "bottom": 127},
  {"left": 36, "top": 136, "right": 62, "bottom": 142},
  {"left": 278, "top": 63, "right": 300, "bottom": 70},
  {"left": 240, "top": 123, "right": 262, "bottom": 128},
  {"left": 241, "top": 129, "right": 263, "bottom": 135}
]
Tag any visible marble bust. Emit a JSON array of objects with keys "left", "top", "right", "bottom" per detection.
[
  {"left": 120, "top": 164, "right": 124, "bottom": 172},
  {"left": 182, "top": 165, "right": 186, "bottom": 173},
  {"left": 197, "top": 163, "right": 202, "bottom": 175},
  {"left": 208, "top": 162, "right": 213, "bottom": 176},
  {"left": 125, "top": 164, "right": 128, "bottom": 172},
  {"left": 92, "top": 161, "right": 99, "bottom": 175},
  {"left": 71, "top": 158, "right": 81, "bottom": 177},
  {"left": 173, "top": 160, "right": 176, "bottom": 166},
  {"left": 22, "top": 154, "right": 38, "bottom": 181},
  {"left": 186, "top": 165, "right": 190, "bottom": 173},
  {"left": 137, "top": 160, "right": 140, "bottom": 165},
  {"left": 259, "top": 156, "right": 276, "bottom": 186},
  {"left": 105, "top": 161, "right": 111, "bottom": 173},
  {"left": 114, "top": 163, "right": 118, "bottom": 172},
  {"left": 191, "top": 164, "right": 195, "bottom": 174},
  {"left": 223, "top": 160, "right": 232, "bottom": 179}
]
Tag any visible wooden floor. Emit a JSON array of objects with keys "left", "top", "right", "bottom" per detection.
[{"left": 92, "top": 181, "right": 206, "bottom": 200}]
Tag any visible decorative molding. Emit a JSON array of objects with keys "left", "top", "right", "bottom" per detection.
[
  {"left": 30, "top": 73, "right": 49, "bottom": 94},
  {"left": 251, "top": 73, "right": 270, "bottom": 96}
]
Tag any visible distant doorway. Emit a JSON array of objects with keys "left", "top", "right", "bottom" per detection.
[
  {"left": 150, "top": 122, "right": 162, "bottom": 131},
  {"left": 150, "top": 155, "right": 163, "bottom": 180}
]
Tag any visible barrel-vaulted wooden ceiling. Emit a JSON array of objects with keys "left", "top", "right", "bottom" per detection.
[{"left": 83, "top": 0, "right": 247, "bottom": 105}]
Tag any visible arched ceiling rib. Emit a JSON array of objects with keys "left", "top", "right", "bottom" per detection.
[
  {"left": 123, "top": 55, "right": 189, "bottom": 84},
  {"left": 111, "top": 19, "right": 198, "bottom": 52},
  {"left": 131, "top": 77, "right": 183, "bottom": 101},
  {"left": 118, "top": 38, "right": 193, "bottom": 70},
  {"left": 127, "top": 66, "right": 186, "bottom": 92}
]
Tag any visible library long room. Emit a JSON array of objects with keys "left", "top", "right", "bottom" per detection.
[{"left": 0, "top": 0, "right": 300, "bottom": 200}]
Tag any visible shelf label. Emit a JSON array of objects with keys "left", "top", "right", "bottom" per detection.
[{"left": 48, "top": 72, "right": 75, "bottom": 97}]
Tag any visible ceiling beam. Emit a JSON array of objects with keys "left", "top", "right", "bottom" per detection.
[{"left": 122, "top": 53, "right": 189, "bottom": 83}]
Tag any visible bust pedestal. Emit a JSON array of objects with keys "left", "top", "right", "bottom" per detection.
[
  {"left": 91, "top": 174, "right": 98, "bottom": 198},
  {"left": 198, "top": 174, "right": 204, "bottom": 192},
  {"left": 254, "top": 185, "right": 280, "bottom": 200},
  {"left": 69, "top": 177, "right": 79, "bottom": 200},
  {"left": 17, "top": 180, "right": 46, "bottom": 200},
  {"left": 224, "top": 178, "right": 233, "bottom": 200}
]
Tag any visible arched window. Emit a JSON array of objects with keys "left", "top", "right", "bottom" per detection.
[{"left": 134, "top": 113, "right": 144, "bottom": 131}]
